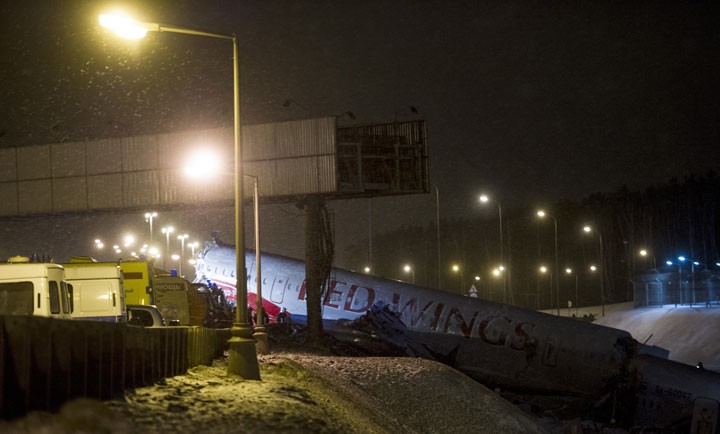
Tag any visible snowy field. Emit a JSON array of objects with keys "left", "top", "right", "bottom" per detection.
[
  {"left": 592, "top": 302, "right": 720, "bottom": 371},
  {"left": 541, "top": 301, "right": 720, "bottom": 370}
]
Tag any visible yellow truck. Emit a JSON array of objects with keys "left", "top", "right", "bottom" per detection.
[
  {"left": 118, "top": 259, "right": 156, "bottom": 306},
  {"left": 69, "top": 257, "right": 156, "bottom": 306}
]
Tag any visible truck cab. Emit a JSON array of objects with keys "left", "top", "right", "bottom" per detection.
[{"left": 0, "top": 261, "right": 72, "bottom": 319}]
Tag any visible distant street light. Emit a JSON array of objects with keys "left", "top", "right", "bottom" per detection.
[
  {"left": 99, "top": 10, "right": 259, "bottom": 378},
  {"left": 161, "top": 226, "right": 174, "bottom": 270},
  {"left": 539, "top": 265, "right": 552, "bottom": 310},
  {"left": 537, "top": 210, "right": 560, "bottom": 315},
  {"left": 403, "top": 264, "right": 415, "bottom": 284},
  {"left": 638, "top": 247, "right": 656, "bottom": 269},
  {"left": 189, "top": 242, "right": 199, "bottom": 258},
  {"left": 434, "top": 184, "right": 441, "bottom": 290},
  {"left": 94, "top": 239, "right": 104, "bottom": 250},
  {"left": 144, "top": 212, "right": 157, "bottom": 244},
  {"left": 123, "top": 234, "right": 135, "bottom": 248},
  {"left": 364, "top": 266, "right": 371, "bottom": 274},
  {"left": 583, "top": 225, "right": 605, "bottom": 316},
  {"left": 480, "top": 194, "right": 506, "bottom": 303},
  {"left": 565, "top": 267, "right": 579, "bottom": 317},
  {"left": 367, "top": 199, "right": 373, "bottom": 277},
  {"left": 451, "top": 263, "right": 464, "bottom": 295},
  {"left": 177, "top": 234, "right": 189, "bottom": 277}
]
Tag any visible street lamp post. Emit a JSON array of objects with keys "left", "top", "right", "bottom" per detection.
[
  {"left": 639, "top": 248, "right": 656, "bottom": 269},
  {"left": 177, "top": 233, "right": 188, "bottom": 277},
  {"left": 537, "top": 210, "right": 560, "bottom": 315},
  {"left": 539, "top": 266, "right": 552, "bottom": 311},
  {"left": 99, "top": 12, "right": 259, "bottom": 379},
  {"left": 184, "top": 155, "right": 267, "bottom": 351},
  {"left": 434, "top": 184, "right": 441, "bottom": 290},
  {"left": 161, "top": 226, "right": 174, "bottom": 270},
  {"left": 451, "top": 264, "right": 463, "bottom": 294},
  {"left": 247, "top": 175, "right": 268, "bottom": 354},
  {"left": 480, "top": 194, "right": 506, "bottom": 303},
  {"left": 144, "top": 212, "right": 157, "bottom": 245},
  {"left": 565, "top": 268, "right": 579, "bottom": 317},
  {"left": 583, "top": 225, "right": 605, "bottom": 316}
]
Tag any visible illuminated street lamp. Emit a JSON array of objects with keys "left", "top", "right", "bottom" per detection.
[
  {"left": 638, "top": 247, "right": 656, "bottom": 269},
  {"left": 565, "top": 267, "right": 579, "bottom": 317},
  {"left": 144, "top": 212, "right": 157, "bottom": 244},
  {"left": 161, "top": 226, "right": 174, "bottom": 270},
  {"left": 185, "top": 155, "right": 267, "bottom": 352},
  {"left": 177, "top": 233, "right": 189, "bottom": 277},
  {"left": 364, "top": 266, "right": 371, "bottom": 274},
  {"left": 537, "top": 210, "right": 560, "bottom": 315},
  {"left": 583, "top": 225, "right": 605, "bottom": 316},
  {"left": 100, "top": 11, "right": 259, "bottom": 378},
  {"left": 480, "top": 194, "right": 506, "bottom": 303},
  {"left": 403, "top": 264, "right": 415, "bottom": 284},
  {"left": 451, "top": 263, "right": 464, "bottom": 294},
  {"left": 539, "top": 265, "right": 552, "bottom": 310},
  {"left": 434, "top": 184, "right": 441, "bottom": 289},
  {"left": 123, "top": 234, "right": 135, "bottom": 248},
  {"left": 94, "top": 239, "right": 104, "bottom": 249},
  {"left": 189, "top": 241, "right": 199, "bottom": 258}
]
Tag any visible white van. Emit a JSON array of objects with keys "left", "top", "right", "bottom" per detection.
[
  {"left": 63, "top": 263, "right": 126, "bottom": 323},
  {"left": 0, "top": 262, "right": 72, "bottom": 318}
]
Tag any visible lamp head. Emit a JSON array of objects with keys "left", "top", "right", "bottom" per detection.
[{"left": 99, "top": 13, "right": 149, "bottom": 39}]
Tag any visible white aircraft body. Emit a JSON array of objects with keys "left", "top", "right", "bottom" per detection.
[{"left": 194, "top": 239, "right": 720, "bottom": 430}]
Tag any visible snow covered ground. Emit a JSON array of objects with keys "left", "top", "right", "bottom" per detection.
[
  {"left": 0, "top": 352, "right": 555, "bottom": 434},
  {"left": 593, "top": 302, "right": 720, "bottom": 371}
]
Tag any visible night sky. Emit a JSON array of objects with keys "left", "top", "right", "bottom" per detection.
[{"left": 1, "top": 1, "right": 719, "bottom": 269}]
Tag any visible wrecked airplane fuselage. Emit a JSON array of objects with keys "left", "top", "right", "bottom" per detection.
[{"left": 195, "top": 240, "right": 720, "bottom": 430}]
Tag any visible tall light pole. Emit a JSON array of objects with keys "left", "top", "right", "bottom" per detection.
[
  {"left": 403, "top": 264, "right": 415, "bottom": 284},
  {"left": 537, "top": 210, "right": 560, "bottom": 315},
  {"left": 177, "top": 233, "right": 188, "bottom": 277},
  {"left": 583, "top": 225, "right": 605, "bottom": 316},
  {"left": 247, "top": 175, "right": 268, "bottom": 354},
  {"left": 161, "top": 226, "right": 174, "bottom": 270},
  {"left": 480, "top": 194, "right": 505, "bottom": 302},
  {"left": 639, "top": 248, "right": 656, "bottom": 269},
  {"left": 99, "top": 11, "right": 259, "bottom": 378},
  {"left": 565, "top": 267, "right": 579, "bottom": 317},
  {"left": 184, "top": 153, "right": 267, "bottom": 351},
  {"left": 144, "top": 212, "right": 157, "bottom": 245},
  {"left": 452, "top": 263, "right": 463, "bottom": 295},
  {"left": 434, "top": 184, "right": 441, "bottom": 289},
  {"left": 367, "top": 199, "right": 373, "bottom": 274},
  {"left": 539, "top": 265, "right": 552, "bottom": 311}
]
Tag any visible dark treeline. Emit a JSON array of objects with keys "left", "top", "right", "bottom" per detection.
[{"left": 343, "top": 172, "right": 720, "bottom": 310}]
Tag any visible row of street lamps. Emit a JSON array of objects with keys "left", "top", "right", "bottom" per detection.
[
  {"left": 381, "top": 193, "right": 607, "bottom": 315},
  {"left": 94, "top": 212, "right": 199, "bottom": 275}
]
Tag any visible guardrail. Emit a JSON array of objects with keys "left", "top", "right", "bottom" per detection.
[{"left": 0, "top": 316, "right": 230, "bottom": 419}]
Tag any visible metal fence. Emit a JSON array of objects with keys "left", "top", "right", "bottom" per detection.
[
  {"left": 633, "top": 270, "right": 720, "bottom": 308},
  {"left": 0, "top": 316, "right": 229, "bottom": 419}
]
